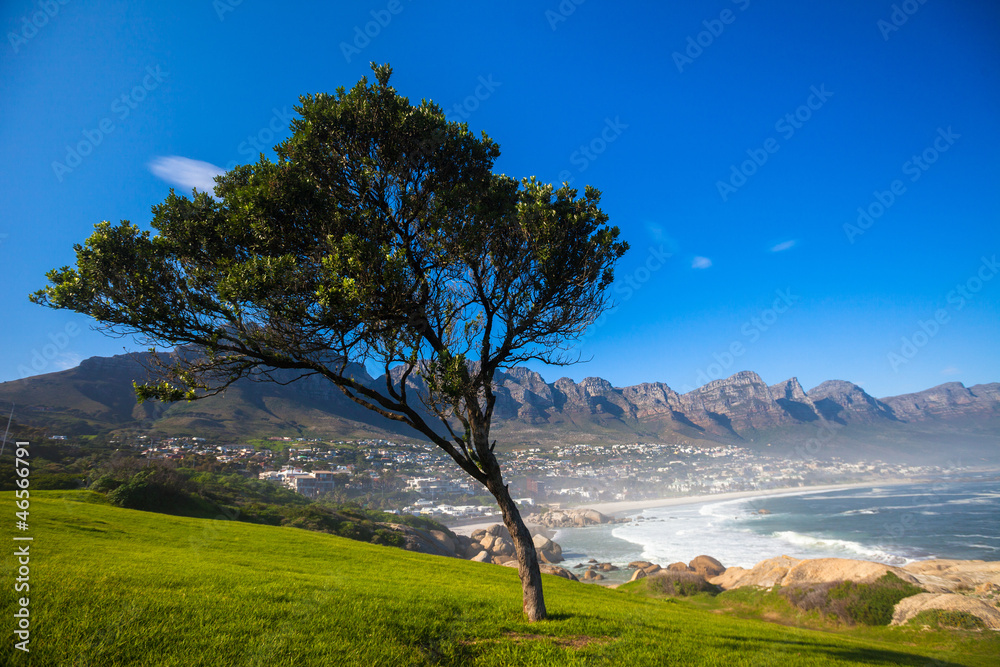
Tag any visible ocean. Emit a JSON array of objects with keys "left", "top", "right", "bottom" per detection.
[{"left": 551, "top": 477, "right": 1000, "bottom": 581}]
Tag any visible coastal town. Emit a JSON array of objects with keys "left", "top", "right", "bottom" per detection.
[{"left": 131, "top": 435, "right": 950, "bottom": 521}]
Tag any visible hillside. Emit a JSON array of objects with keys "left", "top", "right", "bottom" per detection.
[
  {"left": 1, "top": 491, "right": 995, "bottom": 666},
  {"left": 1, "top": 352, "right": 999, "bottom": 462}
]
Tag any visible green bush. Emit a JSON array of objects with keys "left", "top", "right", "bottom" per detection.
[
  {"left": 825, "top": 573, "right": 924, "bottom": 626},
  {"left": 908, "top": 609, "right": 987, "bottom": 630},
  {"left": 644, "top": 571, "right": 722, "bottom": 597}
]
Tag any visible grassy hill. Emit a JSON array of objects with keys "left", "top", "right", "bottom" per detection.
[{"left": 1, "top": 492, "right": 996, "bottom": 665}]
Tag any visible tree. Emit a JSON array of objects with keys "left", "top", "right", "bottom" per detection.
[{"left": 31, "top": 63, "right": 627, "bottom": 621}]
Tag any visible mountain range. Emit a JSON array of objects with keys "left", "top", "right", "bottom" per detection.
[{"left": 1, "top": 351, "right": 998, "bottom": 463}]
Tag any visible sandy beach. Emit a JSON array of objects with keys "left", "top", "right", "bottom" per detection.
[
  {"left": 571, "top": 479, "right": 914, "bottom": 516},
  {"left": 447, "top": 479, "right": 913, "bottom": 536}
]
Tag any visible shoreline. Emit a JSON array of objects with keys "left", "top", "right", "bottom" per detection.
[
  {"left": 570, "top": 479, "right": 917, "bottom": 518},
  {"left": 447, "top": 479, "right": 915, "bottom": 536}
]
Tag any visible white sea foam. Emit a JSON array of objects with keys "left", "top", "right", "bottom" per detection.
[{"left": 770, "top": 531, "right": 912, "bottom": 565}]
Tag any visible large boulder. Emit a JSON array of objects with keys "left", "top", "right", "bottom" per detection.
[
  {"left": 710, "top": 556, "right": 800, "bottom": 589},
  {"left": 668, "top": 562, "right": 692, "bottom": 572},
  {"left": 491, "top": 536, "right": 515, "bottom": 557},
  {"left": 711, "top": 556, "right": 921, "bottom": 590},
  {"left": 781, "top": 559, "right": 919, "bottom": 587},
  {"left": 891, "top": 593, "right": 1000, "bottom": 630},
  {"left": 470, "top": 550, "right": 492, "bottom": 564},
  {"left": 902, "top": 559, "right": 1000, "bottom": 594},
  {"left": 629, "top": 569, "right": 647, "bottom": 582},
  {"left": 532, "top": 534, "right": 564, "bottom": 563},
  {"left": 429, "top": 530, "right": 456, "bottom": 555},
  {"left": 582, "top": 569, "right": 605, "bottom": 581},
  {"left": 629, "top": 561, "right": 653, "bottom": 570},
  {"left": 642, "top": 564, "right": 662, "bottom": 575},
  {"left": 689, "top": 555, "right": 725, "bottom": 578}
]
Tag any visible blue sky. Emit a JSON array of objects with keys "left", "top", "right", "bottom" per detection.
[{"left": 1, "top": 0, "right": 998, "bottom": 398}]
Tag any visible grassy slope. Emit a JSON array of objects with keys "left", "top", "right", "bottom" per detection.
[{"left": 0, "top": 492, "right": 993, "bottom": 666}]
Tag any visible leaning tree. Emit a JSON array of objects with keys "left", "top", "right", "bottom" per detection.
[{"left": 32, "top": 64, "right": 627, "bottom": 621}]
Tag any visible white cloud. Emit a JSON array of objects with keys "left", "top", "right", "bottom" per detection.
[
  {"left": 941, "top": 366, "right": 961, "bottom": 376},
  {"left": 691, "top": 256, "right": 712, "bottom": 269},
  {"left": 148, "top": 156, "right": 225, "bottom": 196},
  {"left": 769, "top": 239, "right": 797, "bottom": 252},
  {"left": 52, "top": 353, "right": 83, "bottom": 371}
]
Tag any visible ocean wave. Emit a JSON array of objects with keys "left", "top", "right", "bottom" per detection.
[{"left": 771, "top": 531, "right": 912, "bottom": 565}]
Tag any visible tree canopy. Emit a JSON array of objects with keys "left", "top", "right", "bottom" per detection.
[{"left": 32, "top": 63, "right": 627, "bottom": 621}]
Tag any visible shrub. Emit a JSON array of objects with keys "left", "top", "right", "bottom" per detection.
[
  {"left": 644, "top": 571, "right": 722, "bottom": 597},
  {"left": 824, "top": 573, "right": 924, "bottom": 626},
  {"left": 908, "top": 609, "right": 987, "bottom": 630}
]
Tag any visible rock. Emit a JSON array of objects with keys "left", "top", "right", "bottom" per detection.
[
  {"left": 479, "top": 535, "right": 496, "bottom": 552},
  {"left": 902, "top": 559, "right": 1000, "bottom": 594},
  {"left": 464, "top": 542, "right": 484, "bottom": 559},
  {"left": 891, "top": 593, "right": 1000, "bottom": 630},
  {"left": 429, "top": 530, "right": 455, "bottom": 555},
  {"left": 470, "top": 550, "right": 492, "bottom": 564},
  {"left": 470, "top": 529, "right": 487, "bottom": 542},
  {"left": 589, "top": 559, "right": 599, "bottom": 564},
  {"left": 501, "top": 559, "right": 519, "bottom": 568},
  {"left": 573, "top": 563, "right": 587, "bottom": 569},
  {"left": 485, "top": 524, "right": 508, "bottom": 537},
  {"left": 524, "top": 508, "right": 616, "bottom": 528},
  {"left": 642, "top": 564, "right": 662, "bottom": 575},
  {"left": 582, "top": 570, "right": 605, "bottom": 581},
  {"left": 710, "top": 556, "right": 800, "bottom": 589},
  {"left": 757, "top": 509, "right": 772, "bottom": 515},
  {"left": 491, "top": 536, "right": 515, "bottom": 557},
  {"left": 598, "top": 563, "right": 619, "bottom": 572},
  {"left": 629, "top": 561, "right": 653, "bottom": 569},
  {"left": 532, "top": 534, "right": 563, "bottom": 563},
  {"left": 629, "top": 569, "right": 647, "bottom": 582},
  {"left": 540, "top": 565, "right": 579, "bottom": 582},
  {"left": 689, "top": 555, "right": 726, "bottom": 578},
  {"left": 668, "top": 562, "right": 692, "bottom": 572},
  {"left": 711, "top": 556, "right": 920, "bottom": 591},
  {"left": 781, "top": 559, "right": 919, "bottom": 588}
]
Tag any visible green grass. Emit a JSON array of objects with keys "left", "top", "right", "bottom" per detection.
[{"left": 1, "top": 491, "right": 996, "bottom": 666}]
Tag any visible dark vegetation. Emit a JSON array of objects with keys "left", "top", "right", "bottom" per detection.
[
  {"left": 909, "top": 609, "right": 989, "bottom": 631},
  {"left": 629, "top": 570, "right": 926, "bottom": 628},
  {"left": 0, "top": 425, "right": 453, "bottom": 550}
]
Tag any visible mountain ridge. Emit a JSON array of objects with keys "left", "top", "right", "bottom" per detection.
[{"left": 2, "top": 351, "right": 998, "bottom": 462}]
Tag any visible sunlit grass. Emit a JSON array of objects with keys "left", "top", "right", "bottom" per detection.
[{"left": 0, "top": 491, "right": 994, "bottom": 666}]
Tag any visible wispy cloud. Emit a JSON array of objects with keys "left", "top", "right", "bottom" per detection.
[
  {"left": 691, "top": 256, "right": 712, "bottom": 269},
  {"left": 52, "top": 353, "right": 82, "bottom": 371},
  {"left": 149, "top": 156, "right": 225, "bottom": 196},
  {"left": 769, "top": 239, "right": 797, "bottom": 252},
  {"left": 941, "top": 366, "right": 960, "bottom": 376}
]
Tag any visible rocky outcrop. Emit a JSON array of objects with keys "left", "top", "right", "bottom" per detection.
[
  {"left": 806, "top": 380, "right": 896, "bottom": 425},
  {"left": 710, "top": 557, "right": 918, "bottom": 590},
  {"left": 468, "top": 524, "right": 565, "bottom": 566},
  {"left": 688, "top": 555, "right": 726, "bottom": 578},
  {"left": 882, "top": 382, "right": 1000, "bottom": 422},
  {"left": 891, "top": 593, "right": 1000, "bottom": 630},
  {"left": 524, "top": 508, "right": 623, "bottom": 528},
  {"left": 901, "top": 559, "right": 1000, "bottom": 594}
]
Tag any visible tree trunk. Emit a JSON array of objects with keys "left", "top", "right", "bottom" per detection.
[{"left": 487, "top": 475, "right": 547, "bottom": 622}]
